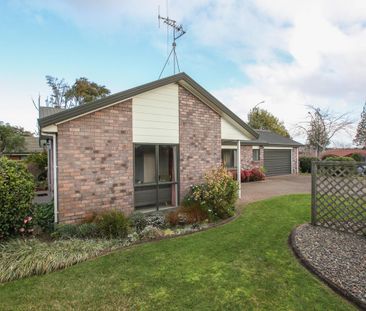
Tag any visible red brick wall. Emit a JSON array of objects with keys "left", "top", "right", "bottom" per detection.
[
  {"left": 240, "top": 146, "right": 264, "bottom": 169},
  {"left": 179, "top": 86, "right": 221, "bottom": 198},
  {"left": 57, "top": 100, "right": 133, "bottom": 223}
]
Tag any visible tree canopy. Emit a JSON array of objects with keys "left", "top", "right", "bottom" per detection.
[
  {"left": 44, "top": 76, "right": 111, "bottom": 109},
  {"left": 353, "top": 103, "right": 366, "bottom": 148},
  {"left": 0, "top": 122, "right": 26, "bottom": 156},
  {"left": 247, "top": 108, "right": 290, "bottom": 138}
]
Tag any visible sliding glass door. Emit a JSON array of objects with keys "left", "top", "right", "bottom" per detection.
[{"left": 134, "top": 144, "right": 178, "bottom": 210}]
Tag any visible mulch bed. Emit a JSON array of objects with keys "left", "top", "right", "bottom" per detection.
[{"left": 290, "top": 224, "right": 366, "bottom": 310}]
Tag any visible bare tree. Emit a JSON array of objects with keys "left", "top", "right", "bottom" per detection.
[{"left": 297, "top": 105, "right": 353, "bottom": 157}]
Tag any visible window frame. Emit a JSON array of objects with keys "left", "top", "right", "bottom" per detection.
[
  {"left": 252, "top": 148, "right": 260, "bottom": 161},
  {"left": 133, "top": 143, "right": 179, "bottom": 210}
]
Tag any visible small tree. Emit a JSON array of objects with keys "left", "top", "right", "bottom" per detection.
[
  {"left": 354, "top": 103, "right": 366, "bottom": 148},
  {"left": 248, "top": 108, "right": 290, "bottom": 138},
  {"left": 0, "top": 122, "right": 26, "bottom": 156},
  {"left": 297, "top": 106, "right": 353, "bottom": 157}
]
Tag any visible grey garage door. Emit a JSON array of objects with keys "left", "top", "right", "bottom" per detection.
[{"left": 264, "top": 149, "right": 292, "bottom": 176}]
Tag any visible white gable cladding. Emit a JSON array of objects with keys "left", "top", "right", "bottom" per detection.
[
  {"left": 132, "top": 83, "right": 179, "bottom": 144},
  {"left": 221, "top": 118, "right": 251, "bottom": 140}
]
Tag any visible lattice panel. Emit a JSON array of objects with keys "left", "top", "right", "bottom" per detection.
[{"left": 312, "top": 161, "right": 366, "bottom": 235}]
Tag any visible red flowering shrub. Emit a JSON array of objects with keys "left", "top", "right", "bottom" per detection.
[{"left": 228, "top": 167, "right": 265, "bottom": 183}]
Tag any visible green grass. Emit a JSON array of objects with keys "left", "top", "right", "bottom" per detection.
[{"left": 0, "top": 195, "right": 355, "bottom": 310}]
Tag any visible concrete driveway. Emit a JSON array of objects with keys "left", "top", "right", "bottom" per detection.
[{"left": 240, "top": 174, "right": 311, "bottom": 204}]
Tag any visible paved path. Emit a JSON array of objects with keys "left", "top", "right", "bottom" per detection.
[{"left": 240, "top": 175, "right": 311, "bottom": 204}]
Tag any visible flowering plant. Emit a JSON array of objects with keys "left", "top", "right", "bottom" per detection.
[{"left": 187, "top": 166, "right": 239, "bottom": 219}]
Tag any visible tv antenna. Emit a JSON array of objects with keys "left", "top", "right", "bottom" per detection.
[{"left": 158, "top": 7, "right": 186, "bottom": 79}]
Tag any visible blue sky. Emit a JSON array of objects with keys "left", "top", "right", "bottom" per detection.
[{"left": 1, "top": 0, "right": 365, "bottom": 145}]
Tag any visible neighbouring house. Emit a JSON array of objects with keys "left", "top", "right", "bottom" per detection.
[
  {"left": 4, "top": 135, "right": 45, "bottom": 160},
  {"left": 38, "top": 73, "right": 302, "bottom": 223},
  {"left": 321, "top": 148, "right": 366, "bottom": 161}
]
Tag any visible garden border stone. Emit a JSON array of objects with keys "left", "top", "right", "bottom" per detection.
[{"left": 289, "top": 224, "right": 366, "bottom": 310}]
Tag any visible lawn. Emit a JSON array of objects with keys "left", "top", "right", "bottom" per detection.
[{"left": 0, "top": 194, "right": 355, "bottom": 310}]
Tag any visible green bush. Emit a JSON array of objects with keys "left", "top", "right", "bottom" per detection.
[
  {"left": 31, "top": 201, "right": 54, "bottom": 233},
  {"left": 324, "top": 156, "right": 355, "bottom": 162},
  {"left": 95, "top": 210, "right": 129, "bottom": 239},
  {"left": 350, "top": 153, "right": 363, "bottom": 162},
  {"left": 299, "top": 156, "right": 319, "bottom": 173},
  {"left": 187, "top": 166, "right": 239, "bottom": 220},
  {"left": 0, "top": 157, "right": 35, "bottom": 239}
]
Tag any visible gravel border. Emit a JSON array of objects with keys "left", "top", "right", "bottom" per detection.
[{"left": 290, "top": 224, "right": 366, "bottom": 310}]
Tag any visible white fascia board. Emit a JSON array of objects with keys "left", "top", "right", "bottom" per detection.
[{"left": 264, "top": 146, "right": 293, "bottom": 150}]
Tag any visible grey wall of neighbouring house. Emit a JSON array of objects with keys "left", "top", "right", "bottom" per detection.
[
  {"left": 57, "top": 99, "right": 133, "bottom": 223},
  {"left": 178, "top": 86, "right": 222, "bottom": 198}
]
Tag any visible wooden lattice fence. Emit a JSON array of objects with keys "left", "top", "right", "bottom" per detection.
[{"left": 311, "top": 161, "right": 366, "bottom": 235}]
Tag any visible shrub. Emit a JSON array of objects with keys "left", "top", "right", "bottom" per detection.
[
  {"left": 324, "top": 156, "right": 355, "bottom": 162},
  {"left": 188, "top": 166, "right": 239, "bottom": 219},
  {"left": 139, "top": 226, "right": 163, "bottom": 241},
  {"left": 145, "top": 212, "right": 166, "bottom": 229},
  {"left": 94, "top": 210, "right": 128, "bottom": 239},
  {"left": 250, "top": 168, "right": 265, "bottom": 181},
  {"left": 299, "top": 156, "right": 319, "bottom": 173},
  {"left": 26, "top": 152, "right": 48, "bottom": 189},
  {"left": 0, "top": 238, "right": 122, "bottom": 283},
  {"left": 350, "top": 153, "right": 363, "bottom": 162},
  {"left": 52, "top": 223, "right": 99, "bottom": 239},
  {"left": 166, "top": 204, "right": 209, "bottom": 226},
  {"left": 129, "top": 212, "right": 147, "bottom": 233},
  {"left": 0, "top": 157, "right": 35, "bottom": 239},
  {"left": 31, "top": 201, "right": 54, "bottom": 233}
]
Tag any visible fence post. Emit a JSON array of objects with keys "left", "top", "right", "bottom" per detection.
[{"left": 311, "top": 161, "right": 317, "bottom": 225}]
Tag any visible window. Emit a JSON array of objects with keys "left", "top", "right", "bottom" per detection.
[
  {"left": 134, "top": 144, "right": 178, "bottom": 210},
  {"left": 222, "top": 149, "right": 237, "bottom": 168},
  {"left": 252, "top": 149, "right": 260, "bottom": 161}
]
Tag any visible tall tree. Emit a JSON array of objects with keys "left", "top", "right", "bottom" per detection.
[
  {"left": 44, "top": 76, "right": 110, "bottom": 109},
  {"left": 247, "top": 108, "right": 290, "bottom": 138},
  {"left": 353, "top": 103, "right": 366, "bottom": 148},
  {"left": 297, "top": 105, "right": 353, "bottom": 157},
  {"left": 0, "top": 122, "right": 26, "bottom": 156},
  {"left": 66, "top": 77, "right": 110, "bottom": 105}
]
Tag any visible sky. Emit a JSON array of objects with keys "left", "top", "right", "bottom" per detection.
[{"left": 1, "top": 0, "right": 365, "bottom": 145}]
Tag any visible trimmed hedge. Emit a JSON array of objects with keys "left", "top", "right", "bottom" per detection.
[
  {"left": 324, "top": 156, "right": 355, "bottom": 162},
  {"left": 0, "top": 157, "right": 35, "bottom": 239}
]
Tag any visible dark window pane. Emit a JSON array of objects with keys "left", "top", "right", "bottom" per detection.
[
  {"left": 158, "top": 184, "right": 176, "bottom": 207},
  {"left": 252, "top": 149, "right": 260, "bottom": 161},
  {"left": 159, "top": 145, "right": 177, "bottom": 182},
  {"left": 134, "top": 185, "right": 157, "bottom": 209},
  {"left": 135, "top": 145, "right": 156, "bottom": 184}
]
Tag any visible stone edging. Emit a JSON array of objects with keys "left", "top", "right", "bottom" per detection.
[{"left": 288, "top": 224, "right": 366, "bottom": 311}]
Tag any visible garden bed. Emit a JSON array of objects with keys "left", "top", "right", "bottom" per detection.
[{"left": 290, "top": 224, "right": 366, "bottom": 309}]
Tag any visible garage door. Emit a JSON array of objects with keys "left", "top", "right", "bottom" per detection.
[{"left": 264, "top": 149, "right": 292, "bottom": 176}]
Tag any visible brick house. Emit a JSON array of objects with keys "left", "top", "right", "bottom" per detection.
[{"left": 39, "top": 73, "right": 301, "bottom": 223}]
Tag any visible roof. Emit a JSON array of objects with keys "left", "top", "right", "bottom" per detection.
[
  {"left": 39, "top": 106, "right": 65, "bottom": 119},
  {"left": 254, "top": 130, "right": 302, "bottom": 147},
  {"left": 322, "top": 149, "right": 366, "bottom": 157},
  {"left": 4, "top": 136, "right": 45, "bottom": 155},
  {"left": 38, "top": 72, "right": 259, "bottom": 139}
]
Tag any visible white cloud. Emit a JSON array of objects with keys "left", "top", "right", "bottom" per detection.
[{"left": 7, "top": 0, "right": 366, "bottom": 145}]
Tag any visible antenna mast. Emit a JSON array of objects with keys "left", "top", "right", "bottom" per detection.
[{"left": 158, "top": 10, "right": 186, "bottom": 79}]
